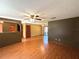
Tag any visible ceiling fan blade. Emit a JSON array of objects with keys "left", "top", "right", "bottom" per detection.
[
  {"left": 36, "top": 18, "right": 42, "bottom": 21},
  {"left": 35, "top": 17, "right": 42, "bottom": 20},
  {"left": 19, "top": 12, "right": 30, "bottom": 17},
  {"left": 38, "top": 16, "right": 48, "bottom": 19},
  {"left": 50, "top": 17, "right": 56, "bottom": 19},
  {"left": 23, "top": 14, "right": 29, "bottom": 17},
  {"left": 25, "top": 10, "right": 36, "bottom": 15}
]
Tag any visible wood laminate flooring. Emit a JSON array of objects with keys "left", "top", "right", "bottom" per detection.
[{"left": 0, "top": 36, "right": 79, "bottom": 59}]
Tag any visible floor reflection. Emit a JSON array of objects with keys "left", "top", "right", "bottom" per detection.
[{"left": 43, "top": 35, "right": 48, "bottom": 48}]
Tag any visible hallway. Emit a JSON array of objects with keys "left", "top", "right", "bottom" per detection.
[{"left": 0, "top": 36, "right": 79, "bottom": 59}]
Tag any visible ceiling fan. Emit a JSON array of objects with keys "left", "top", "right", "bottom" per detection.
[
  {"left": 21, "top": 11, "right": 43, "bottom": 21},
  {"left": 27, "top": 14, "right": 42, "bottom": 20},
  {"left": 20, "top": 11, "right": 56, "bottom": 22}
]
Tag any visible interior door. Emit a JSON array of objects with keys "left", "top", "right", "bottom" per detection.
[{"left": 26, "top": 25, "right": 31, "bottom": 38}]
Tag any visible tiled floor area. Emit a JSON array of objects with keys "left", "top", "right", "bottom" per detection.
[{"left": 0, "top": 36, "right": 79, "bottom": 59}]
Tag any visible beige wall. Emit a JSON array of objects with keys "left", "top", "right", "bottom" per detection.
[
  {"left": 23, "top": 23, "right": 26, "bottom": 38},
  {"left": 22, "top": 23, "right": 44, "bottom": 38},
  {"left": 31, "top": 24, "right": 42, "bottom": 37}
]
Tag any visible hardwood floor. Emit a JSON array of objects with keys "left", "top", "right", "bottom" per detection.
[{"left": 0, "top": 36, "right": 79, "bottom": 59}]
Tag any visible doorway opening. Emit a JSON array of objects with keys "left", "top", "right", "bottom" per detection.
[{"left": 26, "top": 25, "right": 31, "bottom": 38}]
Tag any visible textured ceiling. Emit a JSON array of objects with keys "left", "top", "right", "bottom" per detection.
[{"left": 0, "top": 0, "right": 79, "bottom": 21}]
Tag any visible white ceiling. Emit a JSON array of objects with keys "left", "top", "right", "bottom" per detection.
[{"left": 0, "top": 0, "right": 79, "bottom": 21}]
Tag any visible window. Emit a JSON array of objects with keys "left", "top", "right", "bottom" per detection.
[
  {"left": 0, "top": 23, "right": 3, "bottom": 32},
  {"left": 44, "top": 26, "right": 48, "bottom": 36}
]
